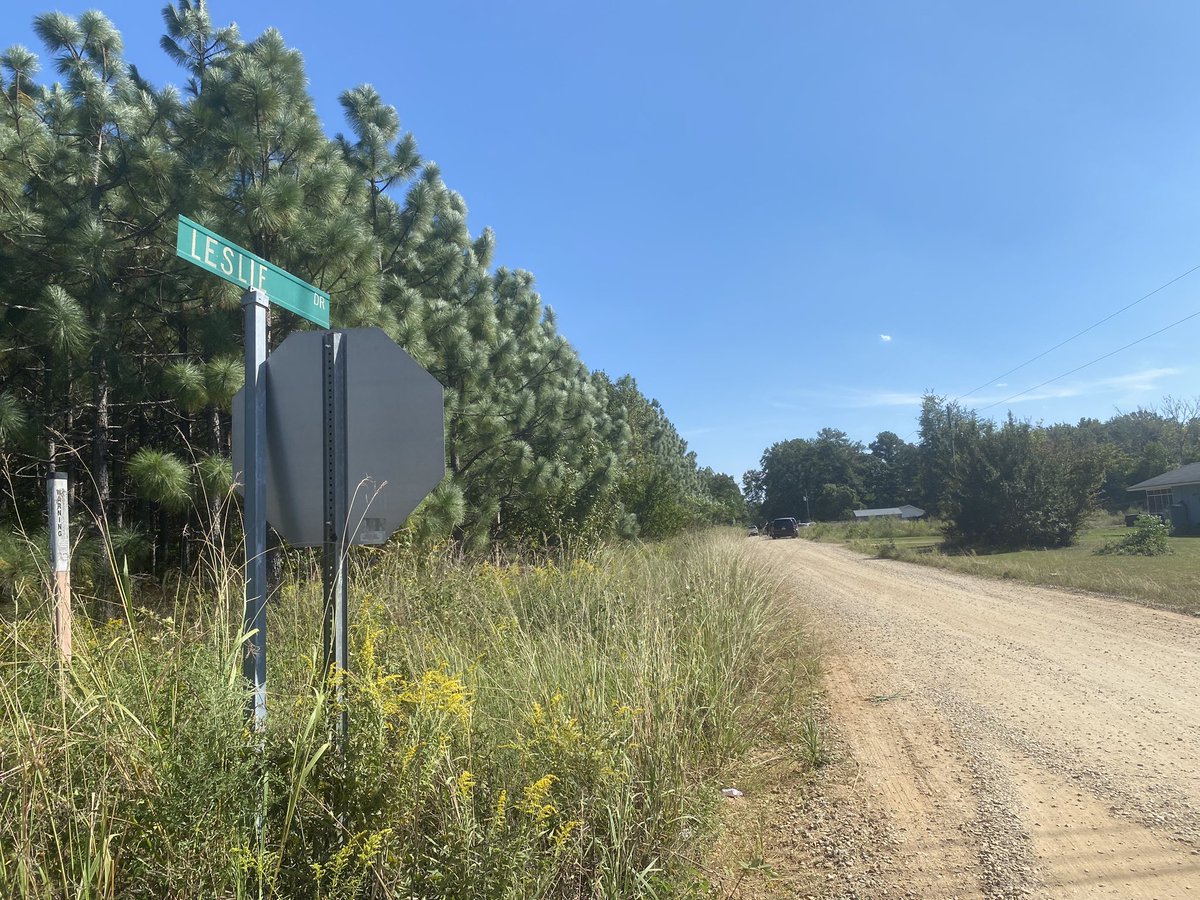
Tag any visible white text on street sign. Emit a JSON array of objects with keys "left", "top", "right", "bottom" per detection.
[{"left": 175, "top": 215, "right": 330, "bottom": 328}]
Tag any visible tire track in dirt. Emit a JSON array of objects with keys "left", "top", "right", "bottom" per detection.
[{"left": 752, "top": 538, "right": 1200, "bottom": 898}]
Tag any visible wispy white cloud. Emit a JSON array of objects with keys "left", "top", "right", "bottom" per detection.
[
  {"left": 778, "top": 367, "right": 1185, "bottom": 414},
  {"left": 774, "top": 389, "right": 925, "bottom": 409},
  {"left": 1100, "top": 367, "right": 1181, "bottom": 391},
  {"left": 854, "top": 390, "right": 924, "bottom": 407},
  {"left": 880, "top": 334, "right": 892, "bottom": 343},
  {"left": 969, "top": 367, "right": 1183, "bottom": 407}
]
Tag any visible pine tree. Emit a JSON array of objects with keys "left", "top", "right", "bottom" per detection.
[{"left": 0, "top": 4, "right": 728, "bottom": 572}]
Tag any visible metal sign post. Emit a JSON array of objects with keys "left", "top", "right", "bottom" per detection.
[
  {"left": 47, "top": 472, "right": 71, "bottom": 665},
  {"left": 242, "top": 288, "right": 269, "bottom": 730},
  {"left": 176, "top": 215, "right": 330, "bottom": 732},
  {"left": 322, "top": 331, "right": 349, "bottom": 742},
  {"left": 230, "top": 326, "right": 445, "bottom": 759}
]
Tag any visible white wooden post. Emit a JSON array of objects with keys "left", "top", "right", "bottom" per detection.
[{"left": 47, "top": 472, "right": 71, "bottom": 665}]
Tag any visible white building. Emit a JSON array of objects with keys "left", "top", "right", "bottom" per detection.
[{"left": 852, "top": 504, "right": 925, "bottom": 521}]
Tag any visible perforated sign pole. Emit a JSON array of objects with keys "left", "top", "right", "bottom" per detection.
[
  {"left": 242, "top": 288, "right": 269, "bottom": 731},
  {"left": 321, "top": 331, "right": 349, "bottom": 745}
]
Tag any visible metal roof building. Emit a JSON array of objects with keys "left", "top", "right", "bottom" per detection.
[
  {"left": 852, "top": 504, "right": 925, "bottom": 520},
  {"left": 1126, "top": 462, "right": 1200, "bottom": 492}
]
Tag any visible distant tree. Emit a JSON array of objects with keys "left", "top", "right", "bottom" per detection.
[
  {"left": 697, "top": 467, "right": 745, "bottom": 524},
  {"left": 1158, "top": 395, "right": 1200, "bottom": 467},
  {"left": 1104, "top": 407, "right": 1171, "bottom": 456},
  {"left": 759, "top": 439, "right": 812, "bottom": 521},
  {"left": 818, "top": 482, "right": 859, "bottom": 521},
  {"left": 741, "top": 469, "right": 765, "bottom": 520},
  {"left": 760, "top": 430, "right": 867, "bottom": 521},
  {"left": 942, "top": 416, "right": 1105, "bottom": 550},
  {"left": 916, "top": 394, "right": 978, "bottom": 516},
  {"left": 1124, "top": 440, "right": 1175, "bottom": 490},
  {"left": 863, "top": 430, "right": 917, "bottom": 507},
  {"left": 600, "top": 374, "right": 705, "bottom": 540}
]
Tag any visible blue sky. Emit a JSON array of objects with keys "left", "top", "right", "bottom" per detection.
[{"left": 10, "top": 1, "right": 1200, "bottom": 481}]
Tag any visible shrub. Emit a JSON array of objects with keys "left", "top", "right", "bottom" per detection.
[
  {"left": 942, "top": 417, "right": 1106, "bottom": 550},
  {"left": 1097, "top": 515, "right": 1172, "bottom": 556}
]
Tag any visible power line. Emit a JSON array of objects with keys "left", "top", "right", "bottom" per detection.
[
  {"left": 975, "top": 306, "right": 1200, "bottom": 413},
  {"left": 955, "top": 261, "right": 1200, "bottom": 403}
]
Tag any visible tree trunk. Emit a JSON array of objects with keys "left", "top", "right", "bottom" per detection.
[
  {"left": 209, "top": 404, "right": 223, "bottom": 455},
  {"left": 44, "top": 359, "right": 58, "bottom": 472}
]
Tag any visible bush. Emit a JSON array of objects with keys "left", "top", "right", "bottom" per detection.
[
  {"left": 942, "top": 418, "right": 1106, "bottom": 550},
  {"left": 1097, "top": 515, "right": 1172, "bottom": 556}
]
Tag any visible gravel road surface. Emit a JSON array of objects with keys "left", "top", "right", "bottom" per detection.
[{"left": 752, "top": 538, "right": 1200, "bottom": 898}]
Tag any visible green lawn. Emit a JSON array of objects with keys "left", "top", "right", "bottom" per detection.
[{"left": 813, "top": 522, "right": 1200, "bottom": 617}]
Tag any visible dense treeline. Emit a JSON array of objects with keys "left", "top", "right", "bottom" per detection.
[
  {"left": 0, "top": 3, "right": 743, "bottom": 581},
  {"left": 748, "top": 393, "right": 1200, "bottom": 549}
]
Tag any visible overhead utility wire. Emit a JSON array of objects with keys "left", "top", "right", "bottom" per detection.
[
  {"left": 974, "top": 306, "right": 1200, "bottom": 414},
  {"left": 955, "top": 260, "right": 1200, "bottom": 403}
]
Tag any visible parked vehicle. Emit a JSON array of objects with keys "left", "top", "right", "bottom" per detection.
[
  {"left": 748, "top": 524, "right": 759, "bottom": 536},
  {"left": 770, "top": 517, "right": 798, "bottom": 539}
]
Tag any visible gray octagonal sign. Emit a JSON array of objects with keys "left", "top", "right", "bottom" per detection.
[{"left": 233, "top": 327, "right": 445, "bottom": 546}]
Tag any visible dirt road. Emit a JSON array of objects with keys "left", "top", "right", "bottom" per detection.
[{"left": 754, "top": 539, "right": 1200, "bottom": 899}]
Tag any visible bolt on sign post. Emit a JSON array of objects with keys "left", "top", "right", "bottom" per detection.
[
  {"left": 175, "top": 215, "right": 331, "bottom": 731},
  {"left": 47, "top": 472, "right": 71, "bottom": 665},
  {"left": 322, "top": 331, "right": 350, "bottom": 743}
]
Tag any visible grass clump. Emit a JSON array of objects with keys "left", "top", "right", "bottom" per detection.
[{"left": 0, "top": 529, "right": 807, "bottom": 898}]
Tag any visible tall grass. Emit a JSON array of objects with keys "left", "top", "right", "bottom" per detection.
[
  {"left": 0, "top": 529, "right": 807, "bottom": 898},
  {"left": 800, "top": 517, "right": 942, "bottom": 544}
]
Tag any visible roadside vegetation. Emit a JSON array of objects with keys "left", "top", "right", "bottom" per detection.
[
  {"left": 0, "top": 529, "right": 814, "bottom": 898},
  {"left": 802, "top": 516, "right": 1200, "bottom": 616}
]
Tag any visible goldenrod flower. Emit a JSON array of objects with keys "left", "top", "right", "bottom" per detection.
[{"left": 456, "top": 769, "right": 476, "bottom": 801}]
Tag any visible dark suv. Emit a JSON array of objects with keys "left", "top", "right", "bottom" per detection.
[{"left": 770, "top": 517, "right": 798, "bottom": 539}]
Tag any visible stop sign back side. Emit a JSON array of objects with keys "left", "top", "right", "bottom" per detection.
[{"left": 233, "top": 327, "right": 445, "bottom": 546}]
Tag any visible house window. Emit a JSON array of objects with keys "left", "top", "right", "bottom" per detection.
[{"left": 1147, "top": 489, "right": 1172, "bottom": 516}]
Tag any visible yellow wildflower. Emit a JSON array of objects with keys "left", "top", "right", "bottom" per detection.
[
  {"left": 521, "top": 774, "right": 557, "bottom": 823},
  {"left": 553, "top": 819, "right": 581, "bottom": 851},
  {"left": 492, "top": 788, "right": 508, "bottom": 826},
  {"left": 456, "top": 769, "right": 476, "bottom": 801}
]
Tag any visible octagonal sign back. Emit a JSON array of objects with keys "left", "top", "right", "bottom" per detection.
[{"left": 233, "top": 327, "right": 445, "bottom": 546}]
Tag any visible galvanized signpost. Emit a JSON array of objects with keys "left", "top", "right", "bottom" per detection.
[{"left": 175, "top": 215, "right": 445, "bottom": 744}]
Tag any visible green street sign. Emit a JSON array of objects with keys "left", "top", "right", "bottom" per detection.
[{"left": 175, "top": 215, "right": 330, "bottom": 328}]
